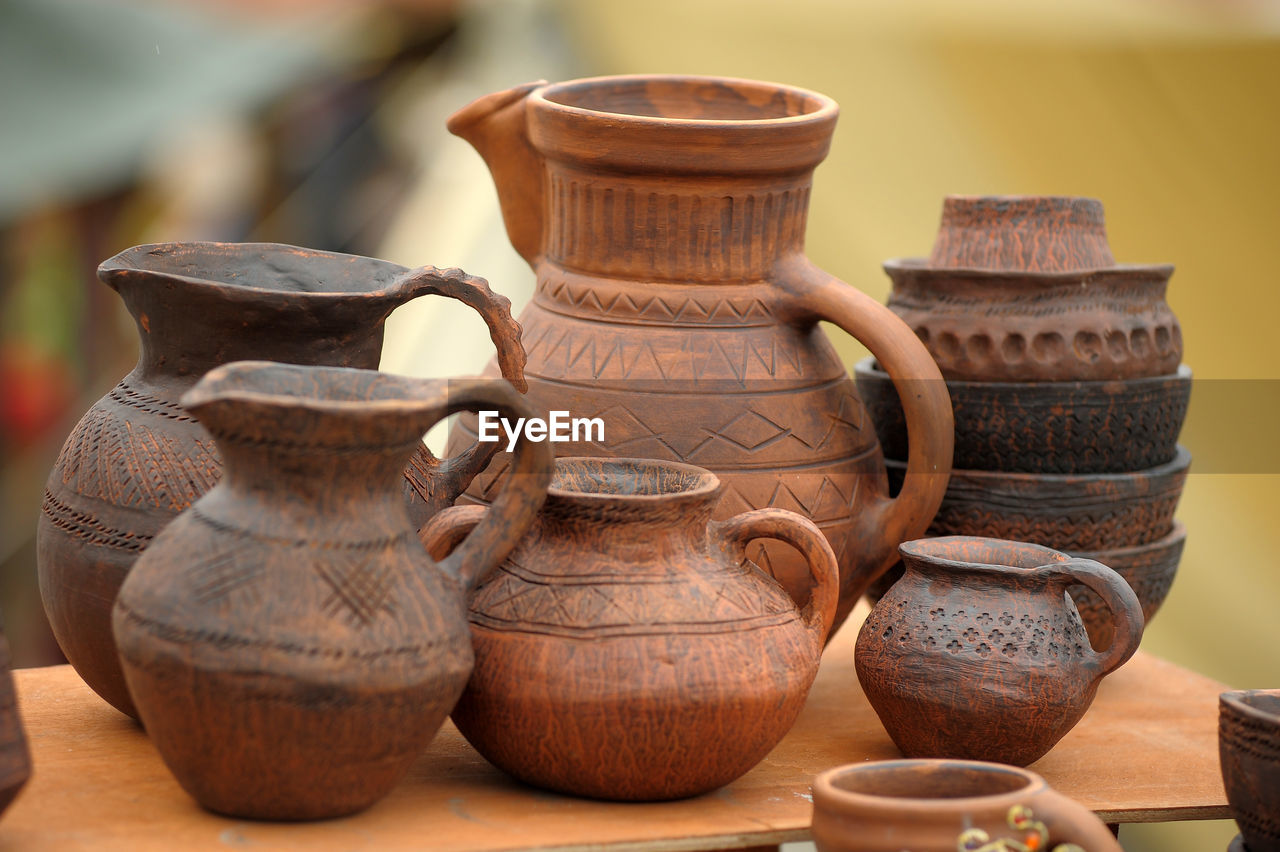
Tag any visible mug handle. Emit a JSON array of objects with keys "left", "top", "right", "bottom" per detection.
[
  {"left": 1042, "top": 558, "right": 1144, "bottom": 676},
  {"left": 709, "top": 508, "right": 839, "bottom": 644},
  {"left": 414, "top": 378, "right": 551, "bottom": 594},
  {"left": 776, "top": 255, "right": 953, "bottom": 616},
  {"left": 394, "top": 266, "right": 528, "bottom": 523}
]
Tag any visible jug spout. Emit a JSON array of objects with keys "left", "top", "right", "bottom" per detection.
[{"left": 448, "top": 81, "right": 547, "bottom": 268}]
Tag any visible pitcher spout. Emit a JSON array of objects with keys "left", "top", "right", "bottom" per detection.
[{"left": 447, "top": 82, "right": 547, "bottom": 268}]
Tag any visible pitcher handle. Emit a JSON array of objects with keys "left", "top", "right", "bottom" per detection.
[
  {"left": 709, "top": 508, "right": 839, "bottom": 644},
  {"left": 414, "top": 379, "right": 551, "bottom": 594},
  {"left": 1042, "top": 557, "right": 1144, "bottom": 676},
  {"left": 776, "top": 255, "right": 953, "bottom": 604},
  {"left": 394, "top": 266, "right": 528, "bottom": 520}
]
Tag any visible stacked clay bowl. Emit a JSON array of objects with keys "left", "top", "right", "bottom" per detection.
[{"left": 858, "top": 196, "right": 1191, "bottom": 647}]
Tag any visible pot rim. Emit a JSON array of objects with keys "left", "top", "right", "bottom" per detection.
[
  {"left": 812, "top": 759, "right": 1046, "bottom": 815},
  {"left": 1075, "top": 520, "right": 1187, "bottom": 561},
  {"left": 898, "top": 535, "right": 1071, "bottom": 573},
  {"left": 854, "top": 356, "right": 1193, "bottom": 392},
  {"left": 548, "top": 456, "right": 721, "bottom": 505},
  {"left": 886, "top": 445, "right": 1192, "bottom": 489},
  {"left": 1220, "top": 688, "right": 1280, "bottom": 726},
  {"left": 883, "top": 256, "right": 1174, "bottom": 280}
]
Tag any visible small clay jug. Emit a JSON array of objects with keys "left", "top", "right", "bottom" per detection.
[
  {"left": 446, "top": 75, "right": 953, "bottom": 633},
  {"left": 422, "top": 457, "right": 839, "bottom": 801},
  {"left": 856, "top": 537, "right": 1143, "bottom": 767},
  {"left": 1220, "top": 689, "right": 1280, "bottom": 852},
  {"left": 113, "top": 361, "right": 552, "bottom": 820},
  {"left": 39, "top": 242, "right": 525, "bottom": 719},
  {"left": 811, "top": 759, "right": 1122, "bottom": 852},
  {"left": 0, "top": 616, "right": 31, "bottom": 816},
  {"left": 885, "top": 195, "right": 1181, "bottom": 382}
]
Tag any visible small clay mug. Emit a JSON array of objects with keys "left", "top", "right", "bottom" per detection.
[
  {"left": 811, "top": 759, "right": 1121, "bottom": 852},
  {"left": 856, "top": 537, "right": 1143, "bottom": 766},
  {"left": 1220, "top": 689, "right": 1280, "bottom": 852}
]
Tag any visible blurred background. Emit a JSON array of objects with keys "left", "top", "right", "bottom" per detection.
[{"left": 1, "top": 0, "right": 1277, "bottom": 848}]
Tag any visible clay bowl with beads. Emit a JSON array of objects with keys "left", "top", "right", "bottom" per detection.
[
  {"left": 885, "top": 195, "right": 1181, "bottom": 383},
  {"left": 855, "top": 358, "right": 1190, "bottom": 474}
]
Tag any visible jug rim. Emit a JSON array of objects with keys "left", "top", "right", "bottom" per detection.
[
  {"left": 98, "top": 241, "right": 416, "bottom": 301},
  {"left": 813, "top": 759, "right": 1043, "bottom": 813},
  {"left": 898, "top": 536, "right": 1071, "bottom": 573},
  {"left": 548, "top": 456, "right": 720, "bottom": 504},
  {"left": 1220, "top": 688, "right": 1280, "bottom": 725}
]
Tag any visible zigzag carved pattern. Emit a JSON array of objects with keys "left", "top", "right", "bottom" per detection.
[
  {"left": 537, "top": 275, "right": 773, "bottom": 326},
  {"left": 55, "top": 403, "right": 221, "bottom": 511}
]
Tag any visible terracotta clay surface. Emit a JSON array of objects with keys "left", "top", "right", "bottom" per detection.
[
  {"left": 38, "top": 242, "right": 525, "bottom": 719},
  {"left": 856, "top": 358, "right": 1191, "bottom": 474},
  {"left": 1220, "top": 689, "right": 1280, "bottom": 852},
  {"left": 445, "top": 75, "right": 953, "bottom": 633},
  {"left": 1072, "top": 522, "right": 1186, "bottom": 649},
  {"left": 0, "top": 618, "right": 1230, "bottom": 850},
  {"left": 886, "top": 196, "right": 1181, "bottom": 382},
  {"left": 112, "top": 362, "right": 551, "bottom": 819},
  {"left": 0, "top": 622, "right": 30, "bottom": 816},
  {"left": 422, "top": 457, "right": 838, "bottom": 801},
  {"left": 811, "top": 759, "right": 1122, "bottom": 852},
  {"left": 883, "top": 447, "right": 1188, "bottom": 552},
  {"left": 856, "top": 537, "right": 1144, "bottom": 767}
]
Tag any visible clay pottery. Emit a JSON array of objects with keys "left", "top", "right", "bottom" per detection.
[
  {"left": 0, "top": 617, "right": 31, "bottom": 816},
  {"left": 1231, "top": 836, "right": 1249, "bottom": 852},
  {"left": 39, "top": 241, "right": 525, "bottom": 719},
  {"left": 421, "top": 456, "right": 839, "bottom": 800},
  {"left": 855, "top": 357, "right": 1191, "bottom": 474},
  {"left": 444, "top": 75, "right": 953, "bottom": 633},
  {"left": 885, "top": 195, "right": 1181, "bottom": 382},
  {"left": 1220, "top": 689, "right": 1280, "bottom": 852},
  {"left": 112, "top": 361, "right": 552, "bottom": 820},
  {"left": 811, "top": 759, "right": 1122, "bottom": 852},
  {"left": 856, "top": 537, "right": 1143, "bottom": 766},
  {"left": 1071, "top": 522, "right": 1186, "bottom": 649},
  {"left": 883, "top": 446, "right": 1189, "bottom": 552}
]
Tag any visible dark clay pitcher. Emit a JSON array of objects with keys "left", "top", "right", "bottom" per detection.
[
  {"left": 38, "top": 242, "right": 525, "bottom": 719},
  {"left": 446, "top": 75, "right": 954, "bottom": 632},
  {"left": 113, "top": 361, "right": 552, "bottom": 819}
]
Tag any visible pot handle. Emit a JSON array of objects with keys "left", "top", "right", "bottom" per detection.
[
  {"left": 776, "top": 256, "right": 953, "bottom": 604},
  {"left": 413, "top": 378, "right": 551, "bottom": 595},
  {"left": 709, "top": 508, "right": 839, "bottom": 644},
  {"left": 394, "top": 266, "right": 528, "bottom": 522},
  {"left": 1044, "top": 558, "right": 1144, "bottom": 676}
]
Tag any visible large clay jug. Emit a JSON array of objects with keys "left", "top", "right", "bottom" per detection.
[
  {"left": 113, "top": 361, "right": 552, "bottom": 819},
  {"left": 423, "top": 456, "right": 839, "bottom": 800},
  {"left": 38, "top": 242, "right": 525, "bottom": 718},
  {"left": 446, "top": 75, "right": 953, "bottom": 630}
]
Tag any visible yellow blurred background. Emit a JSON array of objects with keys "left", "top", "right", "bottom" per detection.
[{"left": 1, "top": 1, "right": 1277, "bottom": 849}]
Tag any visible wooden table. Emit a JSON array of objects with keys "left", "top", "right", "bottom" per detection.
[{"left": 0, "top": 614, "right": 1230, "bottom": 851}]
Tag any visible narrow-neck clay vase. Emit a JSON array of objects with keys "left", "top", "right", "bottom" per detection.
[
  {"left": 113, "top": 361, "right": 552, "bottom": 820},
  {"left": 444, "top": 75, "right": 953, "bottom": 633},
  {"left": 38, "top": 241, "right": 526, "bottom": 718},
  {"left": 422, "top": 456, "right": 838, "bottom": 800},
  {"left": 856, "top": 536, "right": 1143, "bottom": 766},
  {"left": 811, "top": 759, "right": 1122, "bottom": 851}
]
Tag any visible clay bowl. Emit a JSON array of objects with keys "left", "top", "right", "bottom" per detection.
[
  {"left": 1220, "top": 689, "right": 1280, "bottom": 852},
  {"left": 855, "top": 357, "right": 1191, "bottom": 474},
  {"left": 883, "top": 447, "right": 1189, "bottom": 552},
  {"left": 1069, "top": 522, "right": 1186, "bottom": 649}
]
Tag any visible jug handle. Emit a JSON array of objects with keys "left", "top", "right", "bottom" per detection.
[
  {"left": 394, "top": 266, "right": 528, "bottom": 517},
  {"left": 709, "top": 508, "right": 839, "bottom": 644},
  {"left": 413, "top": 378, "right": 552, "bottom": 595},
  {"left": 776, "top": 255, "right": 953, "bottom": 604},
  {"left": 1041, "top": 558, "right": 1144, "bottom": 676}
]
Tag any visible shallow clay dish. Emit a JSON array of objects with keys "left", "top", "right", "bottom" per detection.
[
  {"left": 884, "top": 447, "right": 1189, "bottom": 552},
  {"left": 856, "top": 357, "right": 1190, "bottom": 474}
]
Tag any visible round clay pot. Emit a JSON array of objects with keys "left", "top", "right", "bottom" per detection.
[
  {"left": 422, "top": 457, "right": 839, "bottom": 801},
  {"left": 445, "top": 75, "right": 955, "bottom": 636},
  {"left": 1220, "top": 689, "right": 1280, "bottom": 852},
  {"left": 39, "top": 242, "right": 526, "bottom": 719},
  {"left": 883, "top": 447, "right": 1189, "bottom": 552},
  {"left": 811, "top": 759, "right": 1122, "bottom": 852},
  {"left": 885, "top": 195, "right": 1180, "bottom": 383},
  {"left": 855, "top": 357, "right": 1191, "bottom": 474},
  {"left": 113, "top": 362, "right": 552, "bottom": 819},
  {"left": 856, "top": 537, "right": 1143, "bottom": 767},
  {"left": 1070, "top": 522, "right": 1186, "bottom": 649}
]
